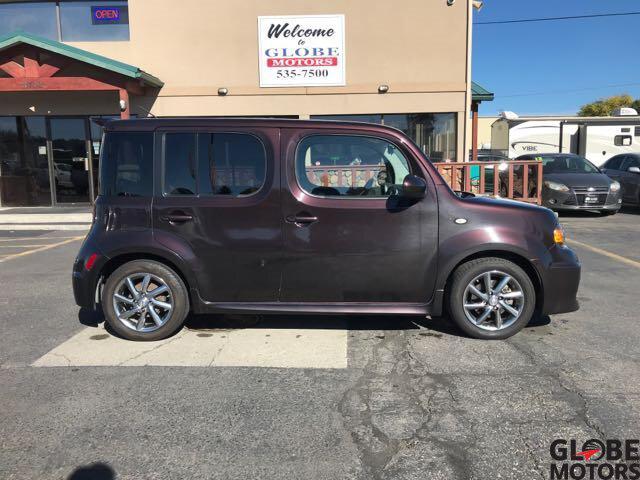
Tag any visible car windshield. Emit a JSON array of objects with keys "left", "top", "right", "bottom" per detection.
[{"left": 540, "top": 155, "right": 599, "bottom": 174}]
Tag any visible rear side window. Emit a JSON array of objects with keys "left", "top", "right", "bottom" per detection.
[
  {"left": 100, "top": 131, "right": 153, "bottom": 197},
  {"left": 163, "top": 132, "right": 266, "bottom": 197},
  {"left": 164, "top": 133, "right": 197, "bottom": 195},
  {"left": 295, "top": 135, "right": 411, "bottom": 198}
]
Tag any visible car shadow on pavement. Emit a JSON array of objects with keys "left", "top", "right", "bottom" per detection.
[
  {"left": 78, "top": 307, "right": 551, "bottom": 340},
  {"left": 67, "top": 462, "right": 115, "bottom": 480}
]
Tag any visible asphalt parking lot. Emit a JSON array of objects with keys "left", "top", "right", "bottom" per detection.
[{"left": 1, "top": 208, "right": 639, "bottom": 480}]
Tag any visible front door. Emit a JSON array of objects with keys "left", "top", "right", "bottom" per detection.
[
  {"left": 152, "top": 128, "right": 282, "bottom": 302},
  {"left": 279, "top": 129, "right": 439, "bottom": 304},
  {"left": 620, "top": 156, "right": 640, "bottom": 203},
  {"left": 49, "top": 117, "right": 93, "bottom": 204}
]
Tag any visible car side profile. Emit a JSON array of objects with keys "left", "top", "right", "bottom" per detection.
[
  {"left": 601, "top": 153, "right": 640, "bottom": 206},
  {"left": 73, "top": 118, "right": 581, "bottom": 341}
]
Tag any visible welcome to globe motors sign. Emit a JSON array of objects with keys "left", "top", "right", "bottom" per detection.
[{"left": 258, "top": 15, "right": 345, "bottom": 87}]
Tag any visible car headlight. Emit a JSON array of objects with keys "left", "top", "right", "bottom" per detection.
[
  {"left": 544, "top": 180, "right": 570, "bottom": 192},
  {"left": 610, "top": 181, "right": 621, "bottom": 193}
]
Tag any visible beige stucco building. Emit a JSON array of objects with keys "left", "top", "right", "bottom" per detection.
[{"left": 0, "top": 0, "right": 491, "bottom": 206}]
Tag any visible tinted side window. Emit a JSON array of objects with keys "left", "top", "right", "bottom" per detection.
[
  {"left": 296, "top": 135, "right": 411, "bottom": 198},
  {"left": 100, "top": 131, "right": 153, "bottom": 197},
  {"left": 164, "top": 133, "right": 197, "bottom": 195},
  {"left": 604, "top": 156, "right": 624, "bottom": 170},
  {"left": 198, "top": 133, "right": 266, "bottom": 196},
  {"left": 622, "top": 157, "right": 640, "bottom": 170}
]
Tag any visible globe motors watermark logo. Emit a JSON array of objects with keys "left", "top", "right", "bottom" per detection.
[{"left": 550, "top": 439, "right": 640, "bottom": 479}]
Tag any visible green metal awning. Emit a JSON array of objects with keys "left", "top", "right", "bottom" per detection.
[
  {"left": 471, "top": 81, "right": 494, "bottom": 102},
  {"left": 0, "top": 31, "right": 163, "bottom": 87}
]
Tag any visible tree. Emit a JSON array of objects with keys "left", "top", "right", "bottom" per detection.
[{"left": 578, "top": 94, "right": 639, "bottom": 116}]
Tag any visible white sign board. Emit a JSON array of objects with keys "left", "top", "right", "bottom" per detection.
[{"left": 258, "top": 15, "right": 345, "bottom": 87}]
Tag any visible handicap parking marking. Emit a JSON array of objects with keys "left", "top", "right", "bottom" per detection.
[{"left": 32, "top": 323, "right": 348, "bottom": 369}]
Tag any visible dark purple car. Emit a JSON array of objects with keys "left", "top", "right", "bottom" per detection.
[{"left": 73, "top": 118, "right": 580, "bottom": 341}]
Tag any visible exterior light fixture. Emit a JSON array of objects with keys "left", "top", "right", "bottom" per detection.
[
  {"left": 218, "top": 87, "right": 228, "bottom": 96},
  {"left": 378, "top": 84, "right": 389, "bottom": 94},
  {"left": 447, "top": 0, "right": 455, "bottom": 5},
  {"left": 119, "top": 99, "right": 127, "bottom": 112},
  {"left": 472, "top": 1, "right": 484, "bottom": 10}
]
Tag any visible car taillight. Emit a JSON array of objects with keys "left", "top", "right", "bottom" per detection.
[{"left": 85, "top": 253, "right": 99, "bottom": 271}]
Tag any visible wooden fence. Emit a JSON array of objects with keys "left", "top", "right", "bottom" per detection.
[{"left": 433, "top": 160, "right": 544, "bottom": 205}]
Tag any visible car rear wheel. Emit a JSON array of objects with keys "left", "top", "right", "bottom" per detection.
[
  {"left": 448, "top": 257, "right": 536, "bottom": 339},
  {"left": 102, "top": 260, "right": 189, "bottom": 341}
]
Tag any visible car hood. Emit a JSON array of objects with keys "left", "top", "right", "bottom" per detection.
[
  {"left": 544, "top": 172, "right": 612, "bottom": 188},
  {"left": 460, "top": 194, "right": 550, "bottom": 213}
]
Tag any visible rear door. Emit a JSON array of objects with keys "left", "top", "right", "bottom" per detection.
[
  {"left": 279, "top": 128, "right": 438, "bottom": 305},
  {"left": 152, "top": 127, "right": 282, "bottom": 302}
]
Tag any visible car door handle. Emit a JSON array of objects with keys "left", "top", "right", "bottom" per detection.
[
  {"left": 286, "top": 214, "right": 318, "bottom": 225},
  {"left": 161, "top": 213, "right": 193, "bottom": 223}
]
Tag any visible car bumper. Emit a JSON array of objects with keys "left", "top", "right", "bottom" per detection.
[
  {"left": 542, "top": 187, "right": 622, "bottom": 211},
  {"left": 539, "top": 245, "right": 581, "bottom": 315},
  {"left": 72, "top": 239, "right": 107, "bottom": 309}
]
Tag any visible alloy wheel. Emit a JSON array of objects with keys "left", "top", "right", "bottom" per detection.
[
  {"left": 462, "top": 270, "right": 525, "bottom": 331},
  {"left": 112, "top": 273, "right": 174, "bottom": 333}
]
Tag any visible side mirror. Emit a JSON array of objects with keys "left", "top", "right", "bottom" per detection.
[
  {"left": 628, "top": 166, "right": 640, "bottom": 174},
  {"left": 402, "top": 174, "right": 427, "bottom": 199}
]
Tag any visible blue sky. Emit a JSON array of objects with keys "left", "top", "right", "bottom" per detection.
[{"left": 473, "top": 0, "right": 640, "bottom": 116}]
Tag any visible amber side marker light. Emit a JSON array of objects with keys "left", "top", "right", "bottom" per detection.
[{"left": 554, "top": 227, "right": 566, "bottom": 245}]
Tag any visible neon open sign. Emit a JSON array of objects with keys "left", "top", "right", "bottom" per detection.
[{"left": 91, "top": 6, "right": 129, "bottom": 25}]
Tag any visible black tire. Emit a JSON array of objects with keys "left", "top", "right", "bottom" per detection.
[
  {"left": 102, "top": 260, "right": 189, "bottom": 341},
  {"left": 447, "top": 257, "right": 536, "bottom": 340},
  {"left": 599, "top": 210, "right": 617, "bottom": 216}
]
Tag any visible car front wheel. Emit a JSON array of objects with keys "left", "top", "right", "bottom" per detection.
[
  {"left": 102, "top": 260, "right": 189, "bottom": 341},
  {"left": 448, "top": 257, "right": 536, "bottom": 339}
]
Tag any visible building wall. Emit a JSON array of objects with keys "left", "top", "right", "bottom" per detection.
[
  {"left": 69, "top": 0, "right": 472, "bottom": 160},
  {"left": 466, "top": 116, "right": 499, "bottom": 150}
]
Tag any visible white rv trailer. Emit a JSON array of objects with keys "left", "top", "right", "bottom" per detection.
[{"left": 491, "top": 113, "right": 640, "bottom": 166}]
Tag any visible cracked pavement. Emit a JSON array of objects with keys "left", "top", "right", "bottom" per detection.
[{"left": 1, "top": 210, "right": 640, "bottom": 479}]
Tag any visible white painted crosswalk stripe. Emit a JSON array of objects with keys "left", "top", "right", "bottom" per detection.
[{"left": 32, "top": 324, "right": 348, "bottom": 369}]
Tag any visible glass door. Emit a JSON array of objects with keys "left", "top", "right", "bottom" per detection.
[{"left": 49, "top": 117, "right": 93, "bottom": 204}]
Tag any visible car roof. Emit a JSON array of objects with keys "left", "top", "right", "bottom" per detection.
[{"left": 103, "top": 117, "right": 407, "bottom": 137}]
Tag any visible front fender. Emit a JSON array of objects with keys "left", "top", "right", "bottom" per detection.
[{"left": 435, "top": 226, "right": 551, "bottom": 292}]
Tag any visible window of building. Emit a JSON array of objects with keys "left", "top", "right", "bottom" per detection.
[
  {"left": 0, "top": 2, "right": 58, "bottom": 40},
  {"left": 197, "top": 133, "right": 266, "bottom": 197},
  {"left": 60, "top": 1, "right": 130, "bottom": 41},
  {"left": 0, "top": 1, "right": 129, "bottom": 42},
  {"left": 100, "top": 131, "right": 153, "bottom": 197},
  {"left": 311, "top": 113, "right": 457, "bottom": 162},
  {"left": 164, "top": 133, "right": 197, "bottom": 195},
  {"left": 296, "top": 135, "right": 411, "bottom": 198}
]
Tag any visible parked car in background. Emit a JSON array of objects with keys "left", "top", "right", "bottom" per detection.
[
  {"left": 74, "top": 118, "right": 581, "bottom": 342},
  {"left": 517, "top": 153, "right": 622, "bottom": 214},
  {"left": 601, "top": 153, "right": 640, "bottom": 207},
  {"left": 469, "top": 152, "right": 508, "bottom": 195},
  {"left": 54, "top": 163, "right": 74, "bottom": 188}
]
